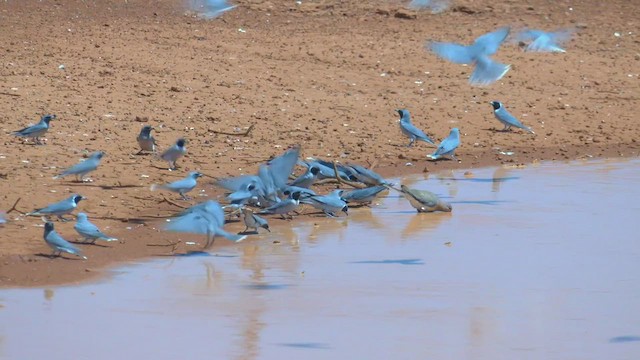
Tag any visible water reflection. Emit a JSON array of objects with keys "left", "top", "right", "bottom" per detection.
[{"left": 1, "top": 159, "right": 640, "bottom": 360}]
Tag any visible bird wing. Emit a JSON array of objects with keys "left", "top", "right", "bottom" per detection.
[
  {"left": 473, "top": 26, "right": 510, "bottom": 55},
  {"left": 58, "top": 158, "right": 98, "bottom": 176},
  {"left": 469, "top": 54, "right": 510, "bottom": 86},
  {"left": 75, "top": 220, "right": 106, "bottom": 238},
  {"left": 428, "top": 42, "right": 474, "bottom": 64},
  {"left": 13, "top": 121, "right": 47, "bottom": 136},
  {"left": 46, "top": 231, "right": 81, "bottom": 254},
  {"left": 401, "top": 121, "right": 434, "bottom": 143},
  {"left": 268, "top": 146, "right": 300, "bottom": 190},
  {"left": 215, "top": 175, "right": 260, "bottom": 192}
]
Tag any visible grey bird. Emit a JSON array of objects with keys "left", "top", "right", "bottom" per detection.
[
  {"left": 240, "top": 208, "right": 270, "bottom": 233},
  {"left": 151, "top": 171, "right": 203, "bottom": 200},
  {"left": 428, "top": 128, "right": 460, "bottom": 160},
  {"left": 397, "top": 109, "right": 435, "bottom": 147},
  {"left": 515, "top": 28, "right": 574, "bottom": 53},
  {"left": 160, "top": 138, "right": 187, "bottom": 170},
  {"left": 428, "top": 27, "right": 511, "bottom": 86},
  {"left": 300, "top": 189, "right": 349, "bottom": 217},
  {"left": 342, "top": 185, "right": 388, "bottom": 205},
  {"left": 258, "top": 191, "right": 301, "bottom": 219},
  {"left": 490, "top": 101, "right": 534, "bottom": 134},
  {"left": 43, "top": 222, "right": 87, "bottom": 259},
  {"left": 54, "top": 151, "right": 105, "bottom": 182},
  {"left": 165, "top": 200, "right": 246, "bottom": 249},
  {"left": 27, "top": 194, "right": 86, "bottom": 221},
  {"left": 289, "top": 166, "right": 320, "bottom": 188},
  {"left": 347, "top": 163, "right": 392, "bottom": 186},
  {"left": 137, "top": 125, "right": 157, "bottom": 153},
  {"left": 74, "top": 213, "right": 118, "bottom": 243},
  {"left": 12, "top": 114, "right": 56, "bottom": 145},
  {"left": 399, "top": 185, "right": 452, "bottom": 213}
]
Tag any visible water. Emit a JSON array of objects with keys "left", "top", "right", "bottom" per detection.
[{"left": 1, "top": 159, "right": 640, "bottom": 360}]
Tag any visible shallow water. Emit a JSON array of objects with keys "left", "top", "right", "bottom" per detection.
[{"left": 1, "top": 159, "right": 640, "bottom": 360}]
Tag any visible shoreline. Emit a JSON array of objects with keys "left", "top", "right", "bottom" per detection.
[{"left": 2, "top": 146, "right": 637, "bottom": 289}]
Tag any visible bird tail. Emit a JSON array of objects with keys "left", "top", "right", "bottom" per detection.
[
  {"left": 426, "top": 153, "right": 441, "bottom": 160},
  {"left": 215, "top": 229, "right": 247, "bottom": 243},
  {"left": 150, "top": 184, "right": 164, "bottom": 191},
  {"left": 525, "top": 127, "right": 535, "bottom": 134},
  {"left": 101, "top": 237, "right": 119, "bottom": 242}
]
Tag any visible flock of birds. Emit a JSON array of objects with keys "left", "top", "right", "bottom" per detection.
[{"left": 0, "top": 0, "right": 575, "bottom": 261}]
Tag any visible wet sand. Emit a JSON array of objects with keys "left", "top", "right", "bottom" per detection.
[
  {"left": 1, "top": 0, "right": 640, "bottom": 287},
  {"left": 1, "top": 159, "right": 639, "bottom": 359}
]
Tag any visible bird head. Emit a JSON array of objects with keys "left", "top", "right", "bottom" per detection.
[
  {"left": 72, "top": 195, "right": 86, "bottom": 204},
  {"left": 44, "top": 222, "right": 55, "bottom": 232},
  {"left": 141, "top": 125, "right": 153, "bottom": 134},
  {"left": 92, "top": 151, "right": 105, "bottom": 159},
  {"left": 191, "top": 171, "right": 203, "bottom": 179},
  {"left": 76, "top": 212, "right": 88, "bottom": 221},
  {"left": 176, "top": 138, "right": 187, "bottom": 148},
  {"left": 310, "top": 166, "right": 320, "bottom": 175},
  {"left": 341, "top": 205, "right": 349, "bottom": 214},
  {"left": 490, "top": 101, "right": 502, "bottom": 111},
  {"left": 42, "top": 114, "right": 56, "bottom": 124}
]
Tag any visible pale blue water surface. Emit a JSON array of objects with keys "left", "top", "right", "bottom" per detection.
[{"left": 1, "top": 158, "right": 639, "bottom": 360}]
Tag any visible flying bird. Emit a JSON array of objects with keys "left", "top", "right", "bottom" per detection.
[
  {"left": 407, "top": 0, "right": 450, "bottom": 14},
  {"left": 53, "top": 151, "right": 104, "bottom": 182},
  {"left": 160, "top": 138, "right": 187, "bottom": 170},
  {"left": 27, "top": 194, "right": 86, "bottom": 221},
  {"left": 74, "top": 213, "right": 118, "bottom": 243},
  {"left": 137, "top": 125, "right": 157, "bottom": 153},
  {"left": 43, "top": 222, "right": 87, "bottom": 259},
  {"left": 515, "top": 28, "right": 574, "bottom": 53},
  {"left": 397, "top": 109, "right": 435, "bottom": 147},
  {"left": 197, "top": 0, "right": 237, "bottom": 19},
  {"left": 12, "top": 114, "right": 56, "bottom": 145},
  {"left": 490, "top": 101, "right": 535, "bottom": 134},
  {"left": 428, "top": 27, "right": 511, "bottom": 86},
  {"left": 151, "top": 171, "right": 203, "bottom": 200},
  {"left": 427, "top": 128, "right": 460, "bottom": 160}
]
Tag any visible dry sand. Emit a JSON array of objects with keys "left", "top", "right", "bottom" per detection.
[{"left": 0, "top": 0, "right": 638, "bottom": 287}]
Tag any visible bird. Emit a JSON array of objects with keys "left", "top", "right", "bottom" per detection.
[
  {"left": 300, "top": 189, "right": 348, "bottom": 217},
  {"left": 199, "top": 0, "right": 237, "bottom": 19},
  {"left": 240, "top": 208, "right": 270, "bottom": 233},
  {"left": 151, "top": 171, "right": 203, "bottom": 200},
  {"left": 160, "top": 138, "right": 187, "bottom": 170},
  {"left": 0, "top": 212, "right": 6, "bottom": 225},
  {"left": 74, "top": 213, "right": 118, "bottom": 243},
  {"left": 289, "top": 166, "right": 320, "bottom": 188},
  {"left": 43, "top": 222, "right": 87, "bottom": 259},
  {"left": 397, "top": 109, "right": 435, "bottom": 147},
  {"left": 399, "top": 185, "right": 452, "bottom": 213},
  {"left": 27, "top": 194, "right": 86, "bottom": 222},
  {"left": 347, "top": 163, "right": 392, "bottom": 186},
  {"left": 12, "top": 114, "right": 56, "bottom": 145},
  {"left": 137, "top": 125, "right": 157, "bottom": 153},
  {"left": 258, "top": 191, "right": 301, "bottom": 219},
  {"left": 342, "top": 185, "right": 388, "bottom": 206},
  {"left": 427, "top": 128, "right": 460, "bottom": 160},
  {"left": 428, "top": 26, "right": 511, "bottom": 86},
  {"left": 165, "top": 200, "right": 246, "bottom": 249},
  {"left": 407, "top": 0, "right": 450, "bottom": 14},
  {"left": 515, "top": 28, "right": 574, "bottom": 53},
  {"left": 490, "top": 101, "right": 535, "bottom": 134},
  {"left": 53, "top": 151, "right": 105, "bottom": 182}
]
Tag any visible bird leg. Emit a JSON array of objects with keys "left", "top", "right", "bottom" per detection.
[
  {"left": 179, "top": 192, "right": 190, "bottom": 201},
  {"left": 407, "top": 138, "right": 415, "bottom": 147},
  {"left": 57, "top": 215, "right": 71, "bottom": 222}
]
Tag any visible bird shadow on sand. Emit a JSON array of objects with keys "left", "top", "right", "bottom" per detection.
[
  {"left": 238, "top": 230, "right": 260, "bottom": 235},
  {"left": 68, "top": 240, "right": 110, "bottom": 248},
  {"left": 34, "top": 253, "right": 84, "bottom": 260},
  {"left": 57, "top": 182, "right": 145, "bottom": 190}
]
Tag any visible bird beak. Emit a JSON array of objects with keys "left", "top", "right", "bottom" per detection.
[{"left": 81, "top": 196, "right": 88, "bottom": 200}]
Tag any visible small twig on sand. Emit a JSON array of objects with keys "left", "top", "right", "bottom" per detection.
[
  {"left": 211, "top": 124, "right": 255, "bottom": 137},
  {"left": 147, "top": 239, "right": 181, "bottom": 253},
  {"left": 0, "top": 92, "right": 21, "bottom": 97},
  {"left": 7, "top": 198, "right": 26, "bottom": 215},
  {"left": 159, "top": 195, "right": 189, "bottom": 209},
  {"left": 333, "top": 161, "right": 367, "bottom": 189}
]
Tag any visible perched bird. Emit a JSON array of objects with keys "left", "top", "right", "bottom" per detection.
[
  {"left": 240, "top": 208, "right": 270, "bottom": 233},
  {"left": 258, "top": 191, "right": 301, "bottom": 219},
  {"left": 151, "top": 171, "right": 203, "bottom": 200},
  {"left": 300, "top": 189, "right": 348, "bottom": 217},
  {"left": 428, "top": 27, "right": 511, "bottom": 86},
  {"left": 407, "top": 0, "right": 449, "bottom": 14},
  {"left": 12, "top": 114, "right": 56, "bottom": 145},
  {"left": 165, "top": 200, "right": 246, "bottom": 249},
  {"left": 160, "top": 138, "right": 187, "bottom": 170},
  {"left": 399, "top": 185, "right": 452, "bottom": 213},
  {"left": 490, "top": 101, "right": 535, "bottom": 134},
  {"left": 282, "top": 185, "right": 316, "bottom": 198},
  {"left": 225, "top": 179, "right": 262, "bottom": 205},
  {"left": 137, "top": 125, "right": 157, "bottom": 153},
  {"left": 198, "top": 0, "right": 237, "bottom": 19},
  {"left": 428, "top": 128, "right": 460, "bottom": 160},
  {"left": 397, "top": 109, "right": 435, "bottom": 147},
  {"left": 342, "top": 185, "right": 387, "bottom": 206},
  {"left": 515, "top": 28, "right": 574, "bottom": 53},
  {"left": 54, "top": 151, "right": 104, "bottom": 182},
  {"left": 43, "top": 222, "right": 87, "bottom": 259},
  {"left": 74, "top": 213, "right": 118, "bottom": 243},
  {"left": 27, "top": 194, "right": 86, "bottom": 221},
  {"left": 289, "top": 166, "right": 320, "bottom": 188},
  {"left": 347, "top": 163, "right": 392, "bottom": 186}
]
